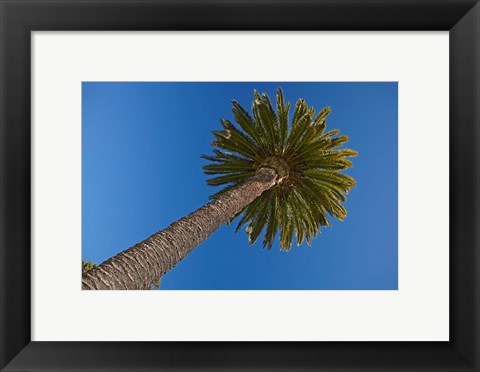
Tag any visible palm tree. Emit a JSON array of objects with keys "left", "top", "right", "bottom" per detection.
[{"left": 82, "top": 89, "right": 357, "bottom": 290}]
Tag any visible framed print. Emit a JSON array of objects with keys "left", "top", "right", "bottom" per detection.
[{"left": 1, "top": 1, "right": 479, "bottom": 371}]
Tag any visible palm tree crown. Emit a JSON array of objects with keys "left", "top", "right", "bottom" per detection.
[{"left": 202, "top": 88, "right": 358, "bottom": 250}]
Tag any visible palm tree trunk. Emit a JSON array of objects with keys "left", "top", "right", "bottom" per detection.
[{"left": 82, "top": 167, "right": 279, "bottom": 290}]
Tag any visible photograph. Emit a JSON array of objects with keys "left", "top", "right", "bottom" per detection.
[{"left": 81, "top": 82, "right": 398, "bottom": 290}]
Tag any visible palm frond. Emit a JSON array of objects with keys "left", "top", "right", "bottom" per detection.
[
  {"left": 276, "top": 88, "right": 290, "bottom": 149},
  {"left": 203, "top": 88, "right": 357, "bottom": 250}
]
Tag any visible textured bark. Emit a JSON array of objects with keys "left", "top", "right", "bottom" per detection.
[{"left": 82, "top": 167, "right": 279, "bottom": 290}]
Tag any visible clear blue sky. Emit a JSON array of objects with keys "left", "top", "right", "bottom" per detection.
[{"left": 82, "top": 82, "right": 397, "bottom": 290}]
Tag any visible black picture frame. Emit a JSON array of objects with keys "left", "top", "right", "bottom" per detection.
[{"left": 1, "top": 1, "right": 479, "bottom": 371}]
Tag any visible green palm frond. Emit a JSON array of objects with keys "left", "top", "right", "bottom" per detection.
[{"left": 202, "top": 88, "right": 358, "bottom": 251}]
